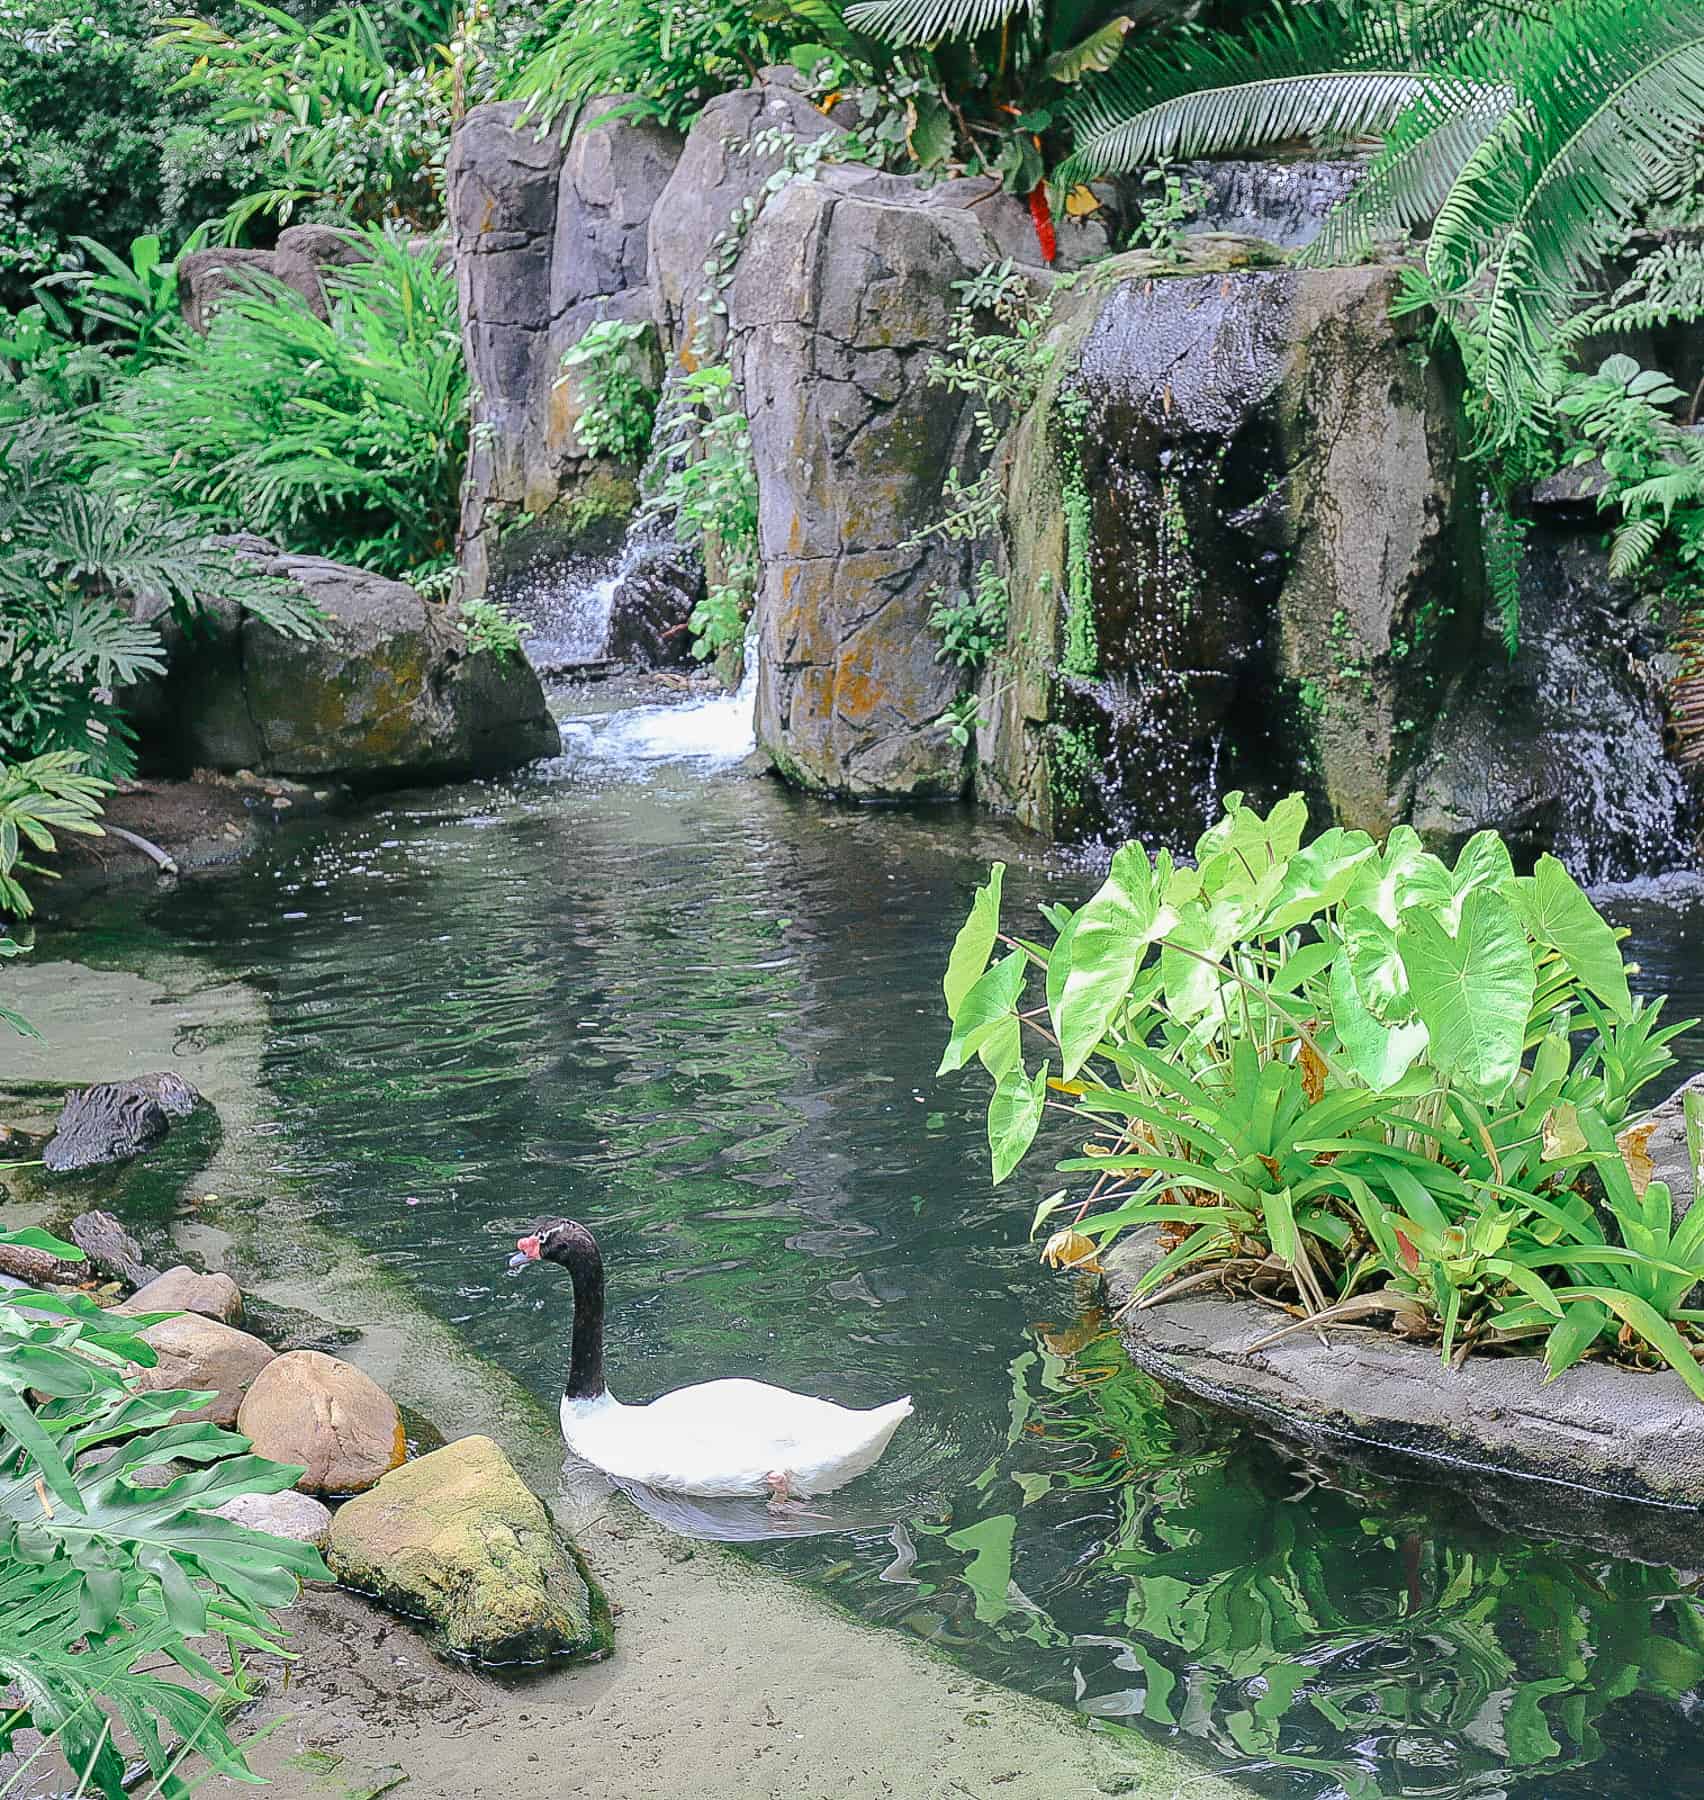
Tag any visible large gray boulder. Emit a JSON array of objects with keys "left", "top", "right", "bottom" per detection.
[
  {"left": 982, "top": 248, "right": 1482, "bottom": 843},
  {"left": 130, "top": 547, "right": 558, "bottom": 784},
  {"left": 734, "top": 172, "right": 1019, "bottom": 799},
  {"left": 646, "top": 73, "right": 841, "bottom": 366},
  {"left": 42, "top": 1072, "right": 200, "bottom": 1173}
]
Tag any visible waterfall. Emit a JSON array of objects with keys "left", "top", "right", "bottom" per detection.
[
  {"left": 507, "top": 547, "right": 625, "bottom": 676},
  {"left": 562, "top": 624, "right": 758, "bottom": 769}
]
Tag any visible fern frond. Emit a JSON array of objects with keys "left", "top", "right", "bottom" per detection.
[
  {"left": 845, "top": 0, "right": 1027, "bottom": 45},
  {"left": 1436, "top": 0, "right": 1704, "bottom": 412},
  {"left": 1483, "top": 501, "right": 1527, "bottom": 655},
  {"left": 1060, "top": 1, "right": 1424, "bottom": 183}
]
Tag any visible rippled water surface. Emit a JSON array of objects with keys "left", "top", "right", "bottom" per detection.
[{"left": 50, "top": 693, "right": 1704, "bottom": 1800}]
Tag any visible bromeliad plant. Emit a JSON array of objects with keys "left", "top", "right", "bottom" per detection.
[{"left": 940, "top": 793, "right": 1704, "bottom": 1396}]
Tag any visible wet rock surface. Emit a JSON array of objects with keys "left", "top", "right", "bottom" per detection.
[
  {"left": 1103, "top": 1222, "right": 1704, "bottom": 1508},
  {"left": 123, "top": 1265, "right": 243, "bottom": 1326},
  {"left": 325, "top": 1433, "right": 605, "bottom": 1663},
  {"left": 237, "top": 1349, "right": 407, "bottom": 1496},
  {"left": 42, "top": 1072, "right": 200, "bottom": 1174},
  {"left": 213, "top": 1488, "right": 334, "bottom": 1549},
  {"left": 129, "top": 546, "right": 558, "bottom": 784},
  {"left": 735, "top": 173, "right": 1011, "bottom": 799},
  {"left": 987, "top": 250, "right": 1480, "bottom": 844}
]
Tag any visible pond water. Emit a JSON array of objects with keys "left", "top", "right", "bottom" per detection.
[{"left": 45, "top": 691, "right": 1704, "bottom": 1800}]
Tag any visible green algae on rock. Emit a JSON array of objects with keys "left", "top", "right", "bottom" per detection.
[{"left": 327, "top": 1433, "right": 610, "bottom": 1664}]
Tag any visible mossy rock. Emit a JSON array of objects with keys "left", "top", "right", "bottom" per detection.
[{"left": 327, "top": 1433, "right": 610, "bottom": 1664}]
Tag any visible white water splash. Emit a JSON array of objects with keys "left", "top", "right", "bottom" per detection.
[{"left": 564, "top": 635, "right": 758, "bottom": 770}]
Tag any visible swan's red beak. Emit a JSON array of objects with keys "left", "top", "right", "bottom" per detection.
[{"left": 516, "top": 1234, "right": 542, "bottom": 1260}]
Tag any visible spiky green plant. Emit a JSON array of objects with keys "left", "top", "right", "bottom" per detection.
[
  {"left": 1063, "top": 0, "right": 1704, "bottom": 421},
  {"left": 94, "top": 229, "right": 467, "bottom": 580}
]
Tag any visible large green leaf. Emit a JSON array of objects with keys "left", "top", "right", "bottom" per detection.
[
  {"left": 1339, "top": 903, "right": 1412, "bottom": 1020},
  {"left": 1051, "top": 845, "right": 1177, "bottom": 1078},
  {"left": 989, "top": 1060, "right": 1048, "bottom": 1184},
  {"left": 1329, "top": 950, "right": 1428, "bottom": 1090},
  {"left": 1343, "top": 824, "right": 1454, "bottom": 927},
  {"left": 939, "top": 948, "right": 1027, "bottom": 1075},
  {"left": 1510, "top": 853, "right": 1632, "bottom": 1021},
  {"left": 943, "top": 862, "right": 1005, "bottom": 1020},
  {"left": 1259, "top": 827, "right": 1377, "bottom": 934},
  {"left": 1397, "top": 886, "right": 1534, "bottom": 1101},
  {"left": 1194, "top": 791, "right": 1308, "bottom": 898}
]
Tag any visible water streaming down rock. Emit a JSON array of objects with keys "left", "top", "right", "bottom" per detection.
[
  {"left": 1415, "top": 515, "right": 1695, "bottom": 884},
  {"left": 500, "top": 516, "right": 702, "bottom": 677}
]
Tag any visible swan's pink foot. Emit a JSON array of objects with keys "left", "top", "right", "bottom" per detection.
[{"left": 765, "top": 1471, "right": 827, "bottom": 1519}]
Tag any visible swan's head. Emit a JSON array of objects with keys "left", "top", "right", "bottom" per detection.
[{"left": 509, "top": 1217, "right": 598, "bottom": 1271}]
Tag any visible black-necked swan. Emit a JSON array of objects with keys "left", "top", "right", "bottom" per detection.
[{"left": 510, "top": 1218, "right": 913, "bottom": 1503}]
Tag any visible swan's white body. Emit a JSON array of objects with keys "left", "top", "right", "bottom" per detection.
[{"left": 561, "top": 1380, "right": 913, "bottom": 1498}]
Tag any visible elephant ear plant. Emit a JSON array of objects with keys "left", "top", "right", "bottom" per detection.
[
  {"left": 940, "top": 794, "right": 1704, "bottom": 1395},
  {"left": 0, "top": 1226, "right": 325, "bottom": 1797}
]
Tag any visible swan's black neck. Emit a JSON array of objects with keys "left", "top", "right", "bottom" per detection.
[{"left": 545, "top": 1230, "right": 606, "bottom": 1401}]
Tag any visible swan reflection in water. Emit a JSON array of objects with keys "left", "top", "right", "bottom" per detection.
[{"left": 559, "top": 1451, "right": 921, "bottom": 1549}]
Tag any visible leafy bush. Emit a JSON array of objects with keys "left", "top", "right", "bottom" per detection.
[
  {"left": 160, "top": 2, "right": 457, "bottom": 237},
  {"left": 0, "top": 429, "right": 322, "bottom": 777},
  {"left": 95, "top": 230, "right": 467, "bottom": 579},
  {"left": 558, "top": 319, "right": 659, "bottom": 467},
  {"left": 644, "top": 363, "right": 758, "bottom": 661},
  {"left": 0, "top": 1, "right": 246, "bottom": 308},
  {"left": 457, "top": 594, "right": 529, "bottom": 659},
  {"left": 929, "top": 560, "right": 1007, "bottom": 673},
  {"left": 940, "top": 793, "right": 1704, "bottom": 1397},
  {"left": 0, "top": 1224, "right": 324, "bottom": 1795}
]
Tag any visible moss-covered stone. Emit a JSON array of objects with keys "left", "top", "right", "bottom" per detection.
[{"left": 326, "top": 1434, "right": 609, "bottom": 1664}]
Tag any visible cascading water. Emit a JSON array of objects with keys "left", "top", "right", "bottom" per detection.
[
  {"left": 558, "top": 627, "right": 757, "bottom": 770},
  {"left": 505, "top": 546, "right": 625, "bottom": 675}
]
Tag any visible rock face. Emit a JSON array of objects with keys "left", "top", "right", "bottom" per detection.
[
  {"left": 983, "top": 250, "right": 1482, "bottom": 844},
  {"left": 1178, "top": 157, "right": 1366, "bottom": 250},
  {"left": 177, "top": 247, "right": 276, "bottom": 332},
  {"left": 450, "top": 98, "right": 681, "bottom": 604},
  {"left": 326, "top": 1434, "right": 605, "bottom": 1663},
  {"left": 733, "top": 173, "right": 1012, "bottom": 799},
  {"left": 1104, "top": 1230, "right": 1704, "bottom": 1506},
  {"left": 178, "top": 227, "right": 380, "bottom": 330},
  {"left": 123, "top": 1266, "right": 243, "bottom": 1327},
  {"left": 42, "top": 1073, "right": 200, "bottom": 1173},
  {"left": 1413, "top": 509, "right": 1692, "bottom": 883},
  {"left": 129, "top": 1314, "right": 276, "bottom": 1427},
  {"left": 130, "top": 546, "right": 557, "bottom": 784},
  {"left": 236, "top": 1350, "right": 406, "bottom": 1496},
  {"left": 213, "top": 1489, "right": 334, "bottom": 1549}
]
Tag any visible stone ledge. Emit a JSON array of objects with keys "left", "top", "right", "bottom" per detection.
[{"left": 1103, "top": 1230, "right": 1704, "bottom": 1509}]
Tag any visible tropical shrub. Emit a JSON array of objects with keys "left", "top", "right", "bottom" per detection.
[
  {"left": 558, "top": 319, "right": 659, "bottom": 466},
  {"left": 160, "top": 2, "right": 458, "bottom": 237},
  {"left": 940, "top": 793, "right": 1704, "bottom": 1397},
  {"left": 644, "top": 363, "right": 758, "bottom": 660},
  {"left": 0, "top": 429, "right": 322, "bottom": 777},
  {"left": 94, "top": 230, "right": 467, "bottom": 580},
  {"left": 0, "top": 0, "right": 245, "bottom": 308},
  {"left": 0, "top": 1224, "right": 324, "bottom": 1795}
]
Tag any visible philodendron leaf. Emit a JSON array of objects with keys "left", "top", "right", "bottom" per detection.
[
  {"left": 1195, "top": 791, "right": 1308, "bottom": 897},
  {"left": 1259, "top": 827, "right": 1377, "bottom": 935},
  {"left": 1397, "top": 886, "right": 1534, "bottom": 1102},
  {"left": 943, "top": 862, "right": 1005, "bottom": 1020},
  {"left": 1329, "top": 951, "right": 1427, "bottom": 1090},
  {"left": 1510, "top": 853, "right": 1632, "bottom": 1022},
  {"left": 1340, "top": 904, "right": 1411, "bottom": 1020},
  {"left": 989, "top": 1060, "right": 1049, "bottom": 1183},
  {"left": 1343, "top": 825, "right": 1453, "bottom": 927},
  {"left": 940, "top": 949, "right": 1026, "bottom": 1075},
  {"left": 1052, "top": 845, "right": 1177, "bottom": 1079}
]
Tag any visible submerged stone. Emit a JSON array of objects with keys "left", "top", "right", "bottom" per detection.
[{"left": 42, "top": 1073, "right": 201, "bottom": 1173}]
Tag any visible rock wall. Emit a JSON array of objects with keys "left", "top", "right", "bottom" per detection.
[
  {"left": 983, "top": 247, "right": 1481, "bottom": 845},
  {"left": 448, "top": 99, "right": 681, "bottom": 603}
]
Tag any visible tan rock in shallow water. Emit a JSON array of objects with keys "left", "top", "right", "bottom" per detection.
[
  {"left": 129, "top": 1313, "right": 276, "bottom": 1426},
  {"left": 122, "top": 1265, "right": 244, "bottom": 1326},
  {"left": 237, "top": 1349, "right": 406, "bottom": 1495},
  {"left": 326, "top": 1433, "right": 604, "bottom": 1664}
]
